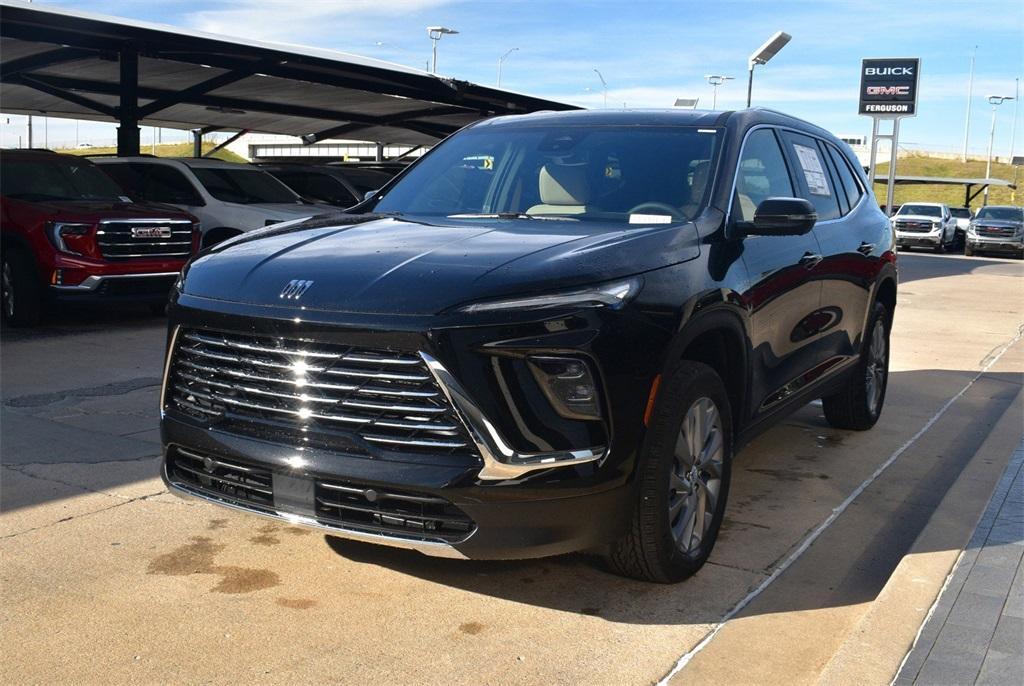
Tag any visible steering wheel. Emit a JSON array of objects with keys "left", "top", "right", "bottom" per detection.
[{"left": 627, "top": 202, "right": 683, "bottom": 219}]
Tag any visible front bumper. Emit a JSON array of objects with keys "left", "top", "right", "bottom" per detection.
[
  {"left": 895, "top": 231, "right": 941, "bottom": 247},
  {"left": 49, "top": 272, "right": 179, "bottom": 303},
  {"left": 967, "top": 235, "right": 1023, "bottom": 253},
  {"left": 159, "top": 292, "right": 668, "bottom": 559}
]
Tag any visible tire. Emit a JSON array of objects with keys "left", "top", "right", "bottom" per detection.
[
  {"left": 822, "top": 301, "right": 890, "bottom": 431},
  {"left": 1, "top": 247, "right": 42, "bottom": 327},
  {"left": 607, "top": 361, "right": 733, "bottom": 583},
  {"left": 934, "top": 239, "right": 945, "bottom": 254},
  {"left": 965, "top": 245, "right": 975, "bottom": 257}
]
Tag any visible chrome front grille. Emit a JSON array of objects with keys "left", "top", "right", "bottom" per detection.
[
  {"left": 97, "top": 219, "right": 193, "bottom": 259},
  {"left": 166, "top": 329, "right": 478, "bottom": 458},
  {"left": 895, "top": 220, "right": 932, "bottom": 233},
  {"left": 976, "top": 225, "right": 1018, "bottom": 238}
]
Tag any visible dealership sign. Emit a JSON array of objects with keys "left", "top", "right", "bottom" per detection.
[{"left": 858, "top": 58, "right": 921, "bottom": 117}]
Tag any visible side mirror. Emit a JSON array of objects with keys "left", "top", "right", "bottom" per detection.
[{"left": 744, "top": 197, "right": 817, "bottom": 236}]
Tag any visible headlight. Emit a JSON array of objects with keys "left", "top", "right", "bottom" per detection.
[
  {"left": 931, "top": 221, "right": 941, "bottom": 230},
  {"left": 968, "top": 224, "right": 978, "bottom": 235},
  {"left": 458, "top": 278, "right": 640, "bottom": 314},
  {"left": 528, "top": 356, "right": 602, "bottom": 421},
  {"left": 46, "top": 222, "right": 93, "bottom": 256}
]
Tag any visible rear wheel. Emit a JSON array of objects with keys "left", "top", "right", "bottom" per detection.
[
  {"left": 607, "top": 361, "right": 732, "bottom": 583},
  {"left": 1, "top": 248, "right": 42, "bottom": 327},
  {"left": 822, "top": 302, "right": 890, "bottom": 431}
]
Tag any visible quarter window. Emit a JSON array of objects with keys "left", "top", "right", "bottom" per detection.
[
  {"left": 733, "top": 128, "right": 794, "bottom": 222},
  {"left": 825, "top": 144, "right": 864, "bottom": 214}
]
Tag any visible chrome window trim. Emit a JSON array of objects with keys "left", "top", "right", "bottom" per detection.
[
  {"left": 420, "top": 352, "right": 607, "bottom": 481},
  {"left": 725, "top": 123, "right": 866, "bottom": 230}
]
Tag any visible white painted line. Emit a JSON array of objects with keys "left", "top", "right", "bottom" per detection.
[{"left": 657, "top": 323, "right": 1024, "bottom": 685}]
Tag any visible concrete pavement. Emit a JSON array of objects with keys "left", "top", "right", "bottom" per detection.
[{"left": 1, "top": 252, "right": 1021, "bottom": 685}]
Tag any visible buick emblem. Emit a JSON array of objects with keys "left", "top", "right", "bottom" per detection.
[{"left": 280, "top": 279, "right": 314, "bottom": 300}]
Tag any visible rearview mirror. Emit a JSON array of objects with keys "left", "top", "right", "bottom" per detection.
[
  {"left": 744, "top": 197, "right": 817, "bottom": 236},
  {"left": 363, "top": 189, "right": 379, "bottom": 202}
]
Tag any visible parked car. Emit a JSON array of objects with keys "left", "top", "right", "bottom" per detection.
[
  {"left": 891, "top": 202, "right": 957, "bottom": 252},
  {"left": 965, "top": 205, "right": 1024, "bottom": 258},
  {"left": 0, "top": 150, "right": 199, "bottom": 326},
  {"left": 160, "top": 109, "right": 896, "bottom": 582},
  {"left": 91, "top": 157, "right": 335, "bottom": 248},
  {"left": 259, "top": 163, "right": 399, "bottom": 208},
  {"left": 949, "top": 206, "right": 972, "bottom": 248}
]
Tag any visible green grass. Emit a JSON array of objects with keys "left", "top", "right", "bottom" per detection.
[
  {"left": 873, "top": 153, "right": 1022, "bottom": 210},
  {"left": 57, "top": 141, "right": 248, "bottom": 164}
]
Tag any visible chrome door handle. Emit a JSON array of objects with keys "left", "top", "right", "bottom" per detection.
[
  {"left": 857, "top": 242, "right": 875, "bottom": 255},
  {"left": 799, "top": 252, "right": 823, "bottom": 269}
]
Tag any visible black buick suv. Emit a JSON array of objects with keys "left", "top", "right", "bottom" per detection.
[{"left": 161, "top": 108, "right": 897, "bottom": 582}]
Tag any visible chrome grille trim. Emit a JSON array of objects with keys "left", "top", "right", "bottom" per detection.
[
  {"left": 96, "top": 219, "right": 193, "bottom": 260},
  {"left": 166, "top": 329, "right": 477, "bottom": 457}
]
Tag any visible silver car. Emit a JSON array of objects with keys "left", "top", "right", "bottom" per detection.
[
  {"left": 92, "top": 157, "right": 336, "bottom": 248},
  {"left": 965, "top": 205, "right": 1024, "bottom": 259}
]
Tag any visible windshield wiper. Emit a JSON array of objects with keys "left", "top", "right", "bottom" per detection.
[{"left": 447, "top": 212, "right": 535, "bottom": 220}]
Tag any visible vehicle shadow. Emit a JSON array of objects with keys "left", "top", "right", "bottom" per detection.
[
  {"left": 321, "top": 366, "right": 1022, "bottom": 624},
  {"left": 0, "top": 303, "right": 164, "bottom": 343}
]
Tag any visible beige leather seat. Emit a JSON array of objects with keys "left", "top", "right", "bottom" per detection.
[{"left": 527, "top": 163, "right": 591, "bottom": 215}]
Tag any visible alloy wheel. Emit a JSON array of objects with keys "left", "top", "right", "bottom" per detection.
[
  {"left": 2, "top": 261, "right": 14, "bottom": 319},
  {"left": 864, "top": 319, "right": 887, "bottom": 414},
  {"left": 668, "top": 397, "right": 724, "bottom": 554}
]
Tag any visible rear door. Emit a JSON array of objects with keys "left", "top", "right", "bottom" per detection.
[
  {"left": 734, "top": 127, "right": 825, "bottom": 416},
  {"left": 779, "top": 131, "right": 875, "bottom": 366}
]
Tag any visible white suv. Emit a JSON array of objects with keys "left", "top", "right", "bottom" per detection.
[
  {"left": 92, "top": 157, "right": 335, "bottom": 248},
  {"left": 891, "top": 202, "right": 957, "bottom": 253}
]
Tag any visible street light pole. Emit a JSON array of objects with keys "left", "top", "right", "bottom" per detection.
[
  {"left": 497, "top": 47, "right": 518, "bottom": 88},
  {"left": 426, "top": 26, "right": 458, "bottom": 74},
  {"left": 984, "top": 95, "right": 1014, "bottom": 205},
  {"left": 593, "top": 68, "right": 607, "bottom": 109},
  {"left": 961, "top": 46, "right": 977, "bottom": 162},
  {"left": 705, "top": 74, "right": 734, "bottom": 110},
  {"left": 746, "top": 31, "right": 791, "bottom": 108},
  {"left": 1010, "top": 77, "right": 1019, "bottom": 161}
]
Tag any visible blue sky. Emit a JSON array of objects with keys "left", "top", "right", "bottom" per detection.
[{"left": 4, "top": 0, "right": 1022, "bottom": 157}]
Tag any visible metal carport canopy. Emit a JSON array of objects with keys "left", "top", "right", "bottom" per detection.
[
  {"left": 872, "top": 175, "right": 1017, "bottom": 207},
  {"left": 0, "top": 0, "right": 578, "bottom": 153}
]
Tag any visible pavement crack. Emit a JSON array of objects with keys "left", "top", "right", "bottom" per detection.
[
  {"left": 0, "top": 490, "right": 166, "bottom": 540},
  {"left": 2, "top": 462, "right": 159, "bottom": 501},
  {"left": 3, "top": 377, "right": 161, "bottom": 408}
]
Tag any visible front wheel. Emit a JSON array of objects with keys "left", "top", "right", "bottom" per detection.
[
  {"left": 965, "top": 245, "right": 975, "bottom": 257},
  {"left": 607, "top": 361, "right": 733, "bottom": 583},
  {"left": 1, "top": 248, "right": 42, "bottom": 327},
  {"left": 822, "top": 302, "right": 890, "bottom": 431}
]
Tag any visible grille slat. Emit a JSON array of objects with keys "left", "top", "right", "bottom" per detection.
[
  {"left": 167, "top": 329, "right": 478, "bottom": 458},
  {"left": 96, "top": 220, "right": 193, "bottom": 259}
]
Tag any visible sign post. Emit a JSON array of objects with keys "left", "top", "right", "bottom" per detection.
[{"left": 859, "top": 58, "right": 921, "bottom": 216}]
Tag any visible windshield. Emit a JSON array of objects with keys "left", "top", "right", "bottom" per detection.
[
  {"left": 975, "top": 206, "right": 1023, "bottom": 222},
  {"left": 192, "top": 167, "right": 300, "bottom": 204},
  {"left": 897, "top": 204, "right": 942, "bottom": 217},
  {"left": 373, "top": 125, "right": 721, "bottom": 225},
  {"left": 949, "top": 208, "right": 971, "bottom": 218},
  {"left": 0, "top": 156, "right": 127, "bottom": 202}
]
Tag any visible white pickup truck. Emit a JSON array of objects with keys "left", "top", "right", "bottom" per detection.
[{"left": 891, "top": 202, "right": 958, "bottom": 253}]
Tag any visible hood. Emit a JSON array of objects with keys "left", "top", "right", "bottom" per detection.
[
  {"left": 972, "top": 219, "right": 1022, "bottom": 228},
  {"left": 8, "top": 198, "right": 194, "bottom": 221},
  {"left": 182, "top": 214, "right": 702, "bottom": 314}
]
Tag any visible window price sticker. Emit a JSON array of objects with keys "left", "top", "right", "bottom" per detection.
[{"left": 793, "top": 143, "right": 831, "bottom": 196}]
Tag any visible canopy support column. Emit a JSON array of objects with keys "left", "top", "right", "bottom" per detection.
[{"left": 116, "top": 46, "right": 139, "bottom": 157}]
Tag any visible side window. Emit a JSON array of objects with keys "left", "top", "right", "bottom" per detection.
[
  {"left": 781, "top": 132, "right": 841, "bottom": 221},
  {"left": 733, "top": 128, "right": 794, "bottom": 222},
  {"left": 141, "top": 165, "right": 204, "bottom": 206},
  {"left": 98, "top": 164, "right": 144, "bottom": 198},
  {"left": 818, "top": 141, "right": 849, "bottom": 216},
  {"left": 825, "top": 144, "right": 863, "bottom": 213}
]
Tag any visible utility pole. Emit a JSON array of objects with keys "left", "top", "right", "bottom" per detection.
[
  {"left": 427, "top": 26, "right": 458, "bottom": 74},
  {"left": 961, "top": 46, "right": 977, "bottom": 162},
  {"left": 1010, "top": 77, "right": 1019, "bottom": 161},
  {"left": 984, "top": 95, "right": 1014, "bottom": 205},
  {"left": 705, "top": 74, "right": 734, "bottom": 110},
  {"left": 497, "top": 47, "right": 518, "bottom": 88}
]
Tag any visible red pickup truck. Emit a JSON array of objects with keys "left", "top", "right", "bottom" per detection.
[{"left": 1, "top": 150, "right": 200, "bottom": 326}]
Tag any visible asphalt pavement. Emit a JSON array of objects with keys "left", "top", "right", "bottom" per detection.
[{"left": 1, "top": 251, "right": 1021, "bottom": 685}]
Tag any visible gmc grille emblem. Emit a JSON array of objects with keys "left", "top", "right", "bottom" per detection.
[
  {"left": 280, "top": 279, "right": 314, "bottom": 300},
  {"left": 131, "top": 226, "right": 172, "bottom": 239}
]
